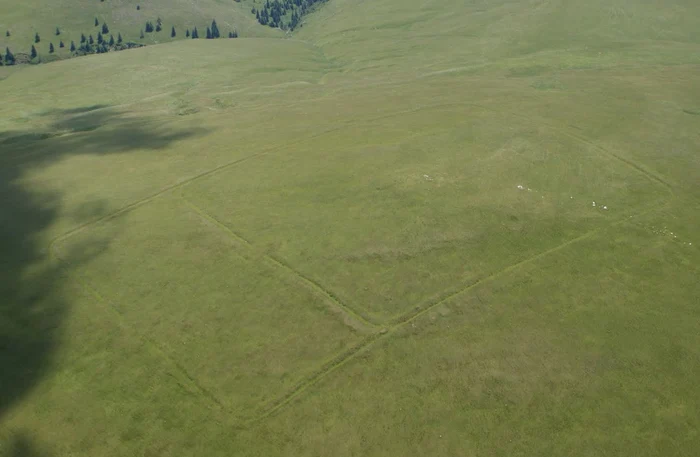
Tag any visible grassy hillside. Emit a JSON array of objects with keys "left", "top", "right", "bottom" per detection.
[
  {"left": 296, "top": 0, "right": 700, "bottom": 76},
  {"left": 0, "top": 0, "right": 279, "bottom": 60},
  {"left": 2, "top": 0, "right": 700, "bottom": 456}
]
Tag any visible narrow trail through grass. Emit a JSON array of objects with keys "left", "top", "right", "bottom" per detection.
[
  {"left": 43, "top": 95, "right": 679, "bottom": 423},
  {"left": 245, "top": 193, "right": 675, "bottom": 423}
]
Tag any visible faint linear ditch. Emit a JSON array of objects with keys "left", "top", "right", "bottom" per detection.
[
  {"left": 47, "top": 244, "right": 227, "bottom": 413},
  {"left": 180, "top": 197, "right": 378, "bottom": 331},
  {"left": 246, "top": 194, "right": 673, "bottom": 424},
  {"left": 43, "top": 100, "right": 679, "bottom": 425}
]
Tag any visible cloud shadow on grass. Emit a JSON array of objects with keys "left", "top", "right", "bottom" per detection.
[
  {"left": 0, "top": 106, "right": 208, "bottom": 444},
  {"left": 2, "top": 432, "right": 53, "bottom": 457},
  {"left": 2, "top": 106, "right": 208, "bottom": 163}
]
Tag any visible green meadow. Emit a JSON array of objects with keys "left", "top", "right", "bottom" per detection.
[
  {"left": 1, "top": 0, "right": 700, "bottom": 455},
  {"left": 0, "top": 0, "right": 276, "bottom": 60}
]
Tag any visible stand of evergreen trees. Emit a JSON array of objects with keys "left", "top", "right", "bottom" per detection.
[
  {"left": 54, "top": 23, "right": 141, "bottom": 58},
  {"left": 2, "top": 15, "right": 238, "bottom": 67},
  {"left": 73, "top": 40, "right": 144, "bottom": 56},
  {"left": 3, "top": 47, "right": 16, "bottom": 65},
  {"left": 210, "top": 20, "right": 220, "bottom": 38},
  {"left": 252, "top": 0, "right": 328, "bottom": 30},
  {"left": 189, "top": 21, "right": 237, "bottom": 39}
]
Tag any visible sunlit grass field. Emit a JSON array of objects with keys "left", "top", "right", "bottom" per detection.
[
  {"left": 1, "top": 0, "right": 700, "bottom": 455},
  {"left": 0, "top": 0, "right": 276, "bottom": 60}
]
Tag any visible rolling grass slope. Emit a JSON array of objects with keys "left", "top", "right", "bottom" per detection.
[
  {"left": 2, "top": 0, "right": 700, "bottom": 456},
  {"left": 0, "top": 0, "right": 277, "bottom": 60}
]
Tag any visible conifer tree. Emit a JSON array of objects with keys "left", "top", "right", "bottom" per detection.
[
  {"left": 155, "top": 23, "right": 162, "bottom": 32},
  {"left": 89, "top": 35, "right": 94, "bottom": 45},
  {"left": 102, "top": 23, "right": 109, "bottom": 34},
  {"left": 55, "top": 27, "right": 60, "bottom": 36},
  {"left": 31, "top": 45, "right": 37, "bottom": 59},
  {"left": 171, "top": 26, "right": 176, "bottom": 38},
  {"left": 35, "top": 33, "right": 40, "bottom": 43},
  {"left": 140, "top": 29, "right": 145, "bottom": 39},
  {"left": 5, "top": 47, "right": 15, "bottom": 65},
  {"left": 186, "top": 29, "right": 190, "bottom": 38},
  {"left": 192, "top": 27, "right": 198, "bottom": 39},
  {"left": 49, "top": 43, "right": 55, "bottom": 53},
  {"left": 59, "top": 40, "right": 65, "bottom": 48},
  {"left": 211, "top": 19, "right": 220, "bottom": 38},
  {"left": 117, "top": 33, "right": 123, "bottom": 44},
  {"left": 95, "top": 17, "right": 99, "bottom": 27},
  {"left": 5, "top": 30, "right": 9, "bottom": 37},
  {"left": 81, "top": 33, "right": 86, "bottom": 43},
  {"left": 206, "top": 27, "right": 212, "bottom": 39},
  {"left": 109, "top": 35, "right": 115, "bottom": 46},
  {"left": 97, "top": 32, "right": 103, "bottom": 44},
  {"left": 137, "top": 5, "right": 140, "bottom": 10},
  {"left": 70, "top": 41, "right": 76, "bottom": 52}
]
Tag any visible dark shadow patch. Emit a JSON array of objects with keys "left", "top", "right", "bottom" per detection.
[
  {"left": 0, "top": 105, "right": 208, "bottom": 420},
  {"left": 1, "top": 106, "right": 208, "bottom": 163},
  {"left": 1, "top": 431, "right": 52, "bottom": 456},
  {"left": 0, "top": 160, "right": 64, "bottom": 422},
  {"left": 0, "top": 132, "right": 60, "bottom": 146}
]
